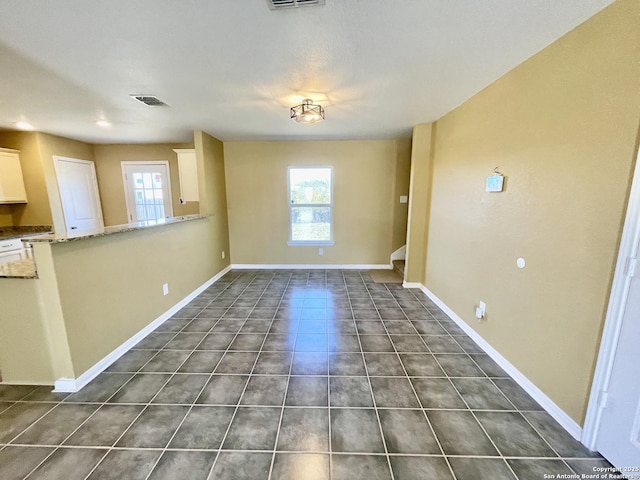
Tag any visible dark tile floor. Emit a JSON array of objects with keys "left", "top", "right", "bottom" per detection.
[{"left": 0, "top": 270, "right": 617, "bottom": 480}]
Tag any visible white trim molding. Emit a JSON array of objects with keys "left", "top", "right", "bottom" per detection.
[
  {"left": 231, "top": 264, "right": 392, "bottom": 270},
  {"left": 582, "top": 148, "right": 640, "bottom": 450},
  {"left": 417, "top": 283, "right": 583, "bottom": 441},
  {"left": 391, "top": 245, "right": 406, "bottom": 262},
  {"left": 54, "top": 265, "right": 232, "bottom": 392}
]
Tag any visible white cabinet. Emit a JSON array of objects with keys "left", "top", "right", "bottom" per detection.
[
  {"left": 0, "top": 148, "right": 28, "bottom": 203},
  {"left": 173, "top": 148, "right": 199, "bottom": 203},
  {"left": 0, "top": 237, "right": 30, "bottom": 265}
]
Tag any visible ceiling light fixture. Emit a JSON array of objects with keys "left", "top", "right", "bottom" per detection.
[
  {"left": 290, "top": 99, "right": 325, "bottom": 124},
  {"left": 96, "top": 119, "right": 111, "bottom": 128}
]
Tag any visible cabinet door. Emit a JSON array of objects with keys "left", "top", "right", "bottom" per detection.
[
  {"left": 0, "top": 150, "right": 28, "bottom": 203},
  {"left": 174, "top": 149, "right": 199, "bottom": 202}
]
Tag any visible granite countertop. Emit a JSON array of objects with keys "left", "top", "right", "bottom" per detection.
[
  {"left": 0, "top": 226, "right": 52, "bottom": 241},
  {"left": 25, "top": 214, "right": 208, "bottom": 244},
  {"left": 0, "top": 258, "right": 37, "bottom": 279}
]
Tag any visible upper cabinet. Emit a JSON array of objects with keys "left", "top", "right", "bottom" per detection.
[
  {"left": 0, "top": 148, "right": 28, "bottom": 204},
  {"left": 173, "top": 148, "right": 199, "bottom": 203}
]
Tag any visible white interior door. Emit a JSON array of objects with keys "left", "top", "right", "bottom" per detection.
[
  {"left": 596, "top": 259, "right": 640, "bottom": 467},
  {"left": 122, "top": 162, "right": 173, "bottom": 223},
  {"left": 54, "top": 156, "right": 104, "bottom": 232}
]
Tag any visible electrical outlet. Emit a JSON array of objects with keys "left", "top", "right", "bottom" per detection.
[
  {"left": 318, "top": 248, "right": 324, "bottom": 256},
  {"left": 222, "top": 251, "right": 225, "bottom": 259},
  {"left": 162, "top": 283, "right": 169, "bottom": 296},
  {"left": 475, "top": 301, "right": 486, "bottom": 320}
]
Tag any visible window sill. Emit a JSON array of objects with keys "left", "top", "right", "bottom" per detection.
[{"left": 287, "top": 241, "right": 335, "bottom": 247}]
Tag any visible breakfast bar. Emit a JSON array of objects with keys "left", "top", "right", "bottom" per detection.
[{"left": 0, "top": 214, "right": 222, "bottom": 390}]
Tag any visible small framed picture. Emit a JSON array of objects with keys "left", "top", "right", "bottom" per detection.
[{"left": 485, "top": 175, "right": 504, "bottom": 192}]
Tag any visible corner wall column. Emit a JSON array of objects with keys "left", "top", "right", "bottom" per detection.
[{"left": 404, "top": 123, "right": 435, "bottom": 285}]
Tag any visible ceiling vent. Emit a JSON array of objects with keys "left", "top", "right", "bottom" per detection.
[
  {"left": 266, "top": 0, "right": 325, "bottom": 10},
  {"left": 130, "top": 95, "right": 169, "bottom": 107}
]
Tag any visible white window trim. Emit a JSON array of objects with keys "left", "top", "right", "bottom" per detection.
[{"left": 287, "top": 165, "right": 335, "bottom": 247}]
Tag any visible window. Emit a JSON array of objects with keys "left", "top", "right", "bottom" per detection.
[
  {"left": 288, "top": 166, "right": 334, "bottom": 245},
  {"left": 122, "top": 161, "right": 173, "bottom": 223}
]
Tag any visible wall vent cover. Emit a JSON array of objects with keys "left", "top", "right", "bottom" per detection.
[
  {"left": 266, "top": 0, "right": 325, "bottom": 10},
  {"left": 130, "top": 95, "right": 169, "bottom": 107}
]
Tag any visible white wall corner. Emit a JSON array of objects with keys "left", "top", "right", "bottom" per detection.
[
  {"left": 418, "top": 283, "right": 584, "bottom": 442},
  {"left": 391, "top": 245, "right": 406, "bottom": 262},
  {"left": 54, "top": 265, "right": 232, "bottom": 393}
]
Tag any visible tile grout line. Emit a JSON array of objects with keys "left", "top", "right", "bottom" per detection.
[
  {"left": 203, "top": 271, "right": 294, "bottom": 480},
  {"left": 350, "top": 271, "right": 395, "bottom": 480},
  {"left": 265, "top": 269, "right": 319, "bottom": 480},
  {"left": 137, "top": 278, "right": 263, "bottom": 480},
  {"left": 407, "top": 287, "right": 524, "bottom": 480},
  {"left": 0, "top": 271, "right": 612, "bottom": 479},
  {"left": 97, "top": 284, "right": 236, "bottom": 480},
  {"left": 16, "top": 291, "right": 227, "bottom": 480},
  {"left": 86, "top": 279, "right": 235, "bottom": 480},
  {"left": 410, "top": 287, "right": 579, "bottom": 478},
  {"left": 366, "top": 274, "right": 458, "bottom": 480}
]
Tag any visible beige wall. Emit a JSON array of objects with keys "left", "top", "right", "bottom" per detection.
[
  {"left": 0, "top": 206, "right": 12, "bottom": 227},
  {"left": 224, "top": 140, "right": 407, "bottom": 265},
  {"left": 419, "top": 0, "right": 640, "bottom": 423},
  {"left": 391, "top": 138, "right": 412, "bottom": 253},
  {"left": 405, "top": 124, "right": 434, "bottom": 283},
  {"left": 0, "top": 279, "right": 56, "bottom": 383},
  {"left": 92, "top": 143, "right": 199, "bottom": 226},
  {"left": 195, "top": 130, "right": 231, "bottom": 267},
  {"left": 51, "top": 218, "right": 218, "bottom": 374},
  {"left": 0, "top": 131, "right": 53, "bottom": 227}
]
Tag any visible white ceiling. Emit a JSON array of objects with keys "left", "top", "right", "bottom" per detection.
[{"left": 0, "top": 0, "right": 614, "bottom": 144}]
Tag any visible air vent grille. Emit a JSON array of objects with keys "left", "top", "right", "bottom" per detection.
[
  {"left": 130, "top": 95, "right": 169, "bottom": 107},
  {"left": 266, "top": 0, "right": 325, "bottom": 10}
]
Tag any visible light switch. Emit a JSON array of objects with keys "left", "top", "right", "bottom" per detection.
[{"left": 400, "top": 195, "right": 408, "bottom": 204}]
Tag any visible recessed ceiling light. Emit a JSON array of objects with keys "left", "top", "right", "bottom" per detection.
[
  {"left": 96, "top": 119, "right": 111, "bottom": 128},
  {"left": 15, "top": 121, "right": 34, "bottom": 130}
]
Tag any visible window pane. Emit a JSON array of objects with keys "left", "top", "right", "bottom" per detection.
[
  {"left": 152, "top": 173, "right": 162, "bottom": 188},
  {"left": 290, "top": 168, "right": 331, "bottom": 205},
  {"left": 142, "top": 172, "right": 153, "bottom": 189},
  {"left": 291, "top": 207, "right": 331, "bottom": 242},
  {"left": 136, "top": 205, "right": 146, "bottom": 221}
]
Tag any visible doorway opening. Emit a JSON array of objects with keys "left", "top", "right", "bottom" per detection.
[{"left": 121, "top": 161, "right": 173, "bottom": 223}]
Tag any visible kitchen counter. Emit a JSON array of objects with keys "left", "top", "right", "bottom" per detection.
[
  {"left": 25, "top": 214, "right": 207, "bottom": 244},
  {"left": 0, "top": 216, "right": 207, "bottom": 279},
  {"left": 0, "top": 225, "right": 52, "bottom": 241},
  {"left": 0, "top": 258, "right": 37, "bottom": 278}
]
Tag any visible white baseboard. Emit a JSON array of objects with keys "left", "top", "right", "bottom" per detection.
[
  {"left": 416, "top": 283, "right": 583, "bottom": 441},
  {"left": 403, "top": 281, "right": 423, "bottom": 289},
  {"left": 231, "top": 264, "right": 392, "bottom": 270},
  {"left": 54, "top": 265, "right": 232, "bottom": 393}
]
